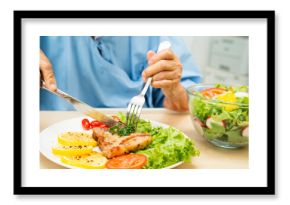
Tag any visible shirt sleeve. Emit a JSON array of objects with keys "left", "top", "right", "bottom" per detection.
[{"left": 152, "top": 36, "right": 203, "bottom": 107}]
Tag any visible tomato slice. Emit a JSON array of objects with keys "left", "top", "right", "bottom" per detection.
[
  {"left": 106, "top": 154, "right": 147, "bottom": 169},
  {"left": 201, "top": 88, "right": 226, "bottom": 98},
  {"left": 81, "top": 119, "right": 91, "bottom": 130}
]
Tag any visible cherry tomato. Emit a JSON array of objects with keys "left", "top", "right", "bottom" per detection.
[
  {"left": 106, "top": 154, "right": 147, "bottom": 169},
  {"left": 99, "top": 124, "right": 109, "bottom": 129},
  {"left": 201, "top": 88, "right": 226, "bottom": 98},
  {"left": 90, "top": 120, "right": 103, "bottom": 128},
  {"left": 81, "top": 118, "right": 91, "bottom": 130}
]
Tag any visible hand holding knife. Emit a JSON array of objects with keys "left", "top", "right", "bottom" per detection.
[{"left": 41, "top": 81, "right": 119, "bottom": 127}]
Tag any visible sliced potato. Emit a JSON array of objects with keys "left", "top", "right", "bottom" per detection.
[
  {"left": 57, "top": 132, "right": 97, "bottom": 147},
  {"left": 60, "top": 152, "right": 107, "bottom": 169},
  {"left": 52, "top": 144, "right": 93, "bottom": 156}
]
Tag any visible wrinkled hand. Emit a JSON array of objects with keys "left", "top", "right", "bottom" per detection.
[
  {"left": 40, "top": 49, "right": 57, "bottom": 91},
  {"left": 142, "top": 49, "right": 182, "bottom": 90},
  {"left": 142, "top": 49, "right": 188, "bottom": 112}
]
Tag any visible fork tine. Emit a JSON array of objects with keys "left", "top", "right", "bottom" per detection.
[
  {"left": 130, "top": 105, "right": 140, "bottom": 128},
  {"left": 128, "top": 104, "right": 137, "bottom": 126},
  {"left": 126, "top": 104, "right": 133, "bottom": 125},
  {"left": 133, "top": 106, "right": 142, "bottom": 129},
  {"left": 126, "top": 103, "right": 133, "bottom": 124}
]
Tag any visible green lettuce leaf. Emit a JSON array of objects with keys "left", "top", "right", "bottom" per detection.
[
  {"left": 137, "top": 126, "right": 199, "bottom": 169},
  {"left": 116, "top": 113, "right": 199, "bottom": 169}
]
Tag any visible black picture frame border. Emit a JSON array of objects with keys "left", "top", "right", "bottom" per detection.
[{"left": 14, "top": 10, "right": 275, "bottom": 195}]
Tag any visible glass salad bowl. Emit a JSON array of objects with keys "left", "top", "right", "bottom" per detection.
[{"left": 186, "top": 84, "right": 249, "bottom": 149}]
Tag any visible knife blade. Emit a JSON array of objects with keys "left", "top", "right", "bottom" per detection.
[{"left": 41, "top": 86, "right": 119, "bottom": 127}]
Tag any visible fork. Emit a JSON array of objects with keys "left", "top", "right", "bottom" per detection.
[{"left": 126, "top": 41, "right": 172, "bottom": 128}]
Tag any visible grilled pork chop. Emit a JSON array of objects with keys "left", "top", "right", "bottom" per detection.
[{"left": 92, "top": 128, "right": 152, "bottom": 158}]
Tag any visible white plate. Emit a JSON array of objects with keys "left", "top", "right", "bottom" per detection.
[{"left": 40, "top": 117, "right": 186, "bottom": 169}]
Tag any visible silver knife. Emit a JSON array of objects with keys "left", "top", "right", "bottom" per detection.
[{"left": 41, "top": 83, "right": 119, "bottom": 127}]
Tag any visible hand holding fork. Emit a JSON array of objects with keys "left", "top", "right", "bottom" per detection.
[{"left": 126, "top": 41, "right": 172, "bottom": 128}]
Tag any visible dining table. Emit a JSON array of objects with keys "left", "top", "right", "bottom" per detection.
[{"left": 40, "top": 108, "right": 248, "bottom": 169}]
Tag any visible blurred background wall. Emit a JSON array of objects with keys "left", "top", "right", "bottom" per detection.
[{"left": 182, "top": 36, "right": 249, "bottom": 85}]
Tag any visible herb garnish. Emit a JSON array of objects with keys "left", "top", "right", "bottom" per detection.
[{"left": 109, "top": 123, "right": 136, "bottom": 136}]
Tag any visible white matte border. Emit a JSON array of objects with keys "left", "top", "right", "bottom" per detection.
[{"left": 21, "top": 18, "right": 267, "bottom": 187}]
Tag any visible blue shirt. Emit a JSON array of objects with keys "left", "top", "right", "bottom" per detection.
[{"left": 40, "top": 36, "right": 202, "bottom": 110}]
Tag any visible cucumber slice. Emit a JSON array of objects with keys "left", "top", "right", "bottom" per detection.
[
  {"left": 206, "top": 117, "right": 225, "bottom": 133},
  {"left": 226, "top": 130, "right": 248, "bottom": 144}
]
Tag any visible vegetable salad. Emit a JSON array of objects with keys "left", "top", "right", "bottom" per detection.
[{"left": 189, "top": 84, "right": 249, "bottom": 148}]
